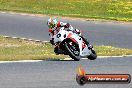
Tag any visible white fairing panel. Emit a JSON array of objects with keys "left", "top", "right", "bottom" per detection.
[
  {"left": 81, "top": 47, "right": 91, "bottom": 56},
  {"left": 53, "top": 27, "right": 92, "bottom": 57},
  {"left": 53, "top": 27, "right": 66, "bottom": 43}
]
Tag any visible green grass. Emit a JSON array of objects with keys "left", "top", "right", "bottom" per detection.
[
  {"left": 0, "top": 0, "right": 132, "bottom": 21},
  {"left": 0, "top": 36, "right": 67, "bottom": 61},
  {"left": 0, "top": 36, "right": 132, "bottom": 61},
  {"left": 95, "top": 45, "right": 132, "bottom": 56}
]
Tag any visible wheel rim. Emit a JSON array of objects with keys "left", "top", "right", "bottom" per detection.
[{"left": 67, "top": 42, "right": 79, "bottom": 56}]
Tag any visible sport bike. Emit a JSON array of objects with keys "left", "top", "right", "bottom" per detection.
[{"left": 49, "top": 27, "right": 97, "bottom": 61}]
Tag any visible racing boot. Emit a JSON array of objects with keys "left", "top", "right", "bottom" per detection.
[
  {"left": 54, "top": 46, "right": 64, "bottom": 55},
  {"left": 88, "top": 44, "right": 93, "bottom": 50},
  {"left": 54, "top": 45, "right": 68, "bottom": 55}
]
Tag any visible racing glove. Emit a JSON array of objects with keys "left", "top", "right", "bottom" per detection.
[{"left": 64, "top": 23, "right": 70, "bottom": 28}]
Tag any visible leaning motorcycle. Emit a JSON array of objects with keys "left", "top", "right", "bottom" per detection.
[{"left": 49, "top": 27, "right": 97, "bottom": 61}]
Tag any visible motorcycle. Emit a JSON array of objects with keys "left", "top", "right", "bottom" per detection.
[{"left": 49, "top": 26, "right": 97, "bottom": 61}]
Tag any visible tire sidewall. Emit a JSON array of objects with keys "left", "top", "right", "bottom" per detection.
[
  {"left": 88, "top": 49, "right": 97, "bottom": 60},
  {"left": 64, "top": 41, "right": 80, "bottom": 61}
]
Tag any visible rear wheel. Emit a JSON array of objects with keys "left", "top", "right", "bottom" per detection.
[
  {"left": 64, "top": 40, "right": 80, "bottom": 61},
  {"left": 88, "top": 49, "right": 97, "bottom": 60}
]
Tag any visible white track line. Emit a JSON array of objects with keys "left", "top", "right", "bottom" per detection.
[
  {"left": 2, "top": 35, "right": 50, "bottom": 43},
  {"left": 0, "top": 60, "right": 43, "bottom": 64},
  {"left": 64, "top": 55, "right": 132, "bottom": 60}
]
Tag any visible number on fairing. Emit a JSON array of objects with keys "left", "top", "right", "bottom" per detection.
[{"left": 57, "top": 33, "right": 61, "bottom": 38}]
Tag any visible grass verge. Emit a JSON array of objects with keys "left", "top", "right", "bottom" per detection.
[
  {"left": 0, "top": 0, "right": 132, "bottom": 21},
  {"left": 0, "top": 36, "right": 132, "bottom": 61}
]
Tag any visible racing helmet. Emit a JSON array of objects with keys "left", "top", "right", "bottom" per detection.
[{"left": 47, "top": 18, "right": 57, "bottom": 29}]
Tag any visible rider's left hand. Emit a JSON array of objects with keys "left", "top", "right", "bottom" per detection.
[{"left": 64, "top": 23, "right": 70, "bottom": 28}]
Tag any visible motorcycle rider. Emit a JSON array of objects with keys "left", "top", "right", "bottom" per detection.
[{"left": 47, "top": 18, "right": 92, "bottom": 54}]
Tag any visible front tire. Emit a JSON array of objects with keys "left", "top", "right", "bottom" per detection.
[{"left": 64, "top": 40, "right": 80, "bottom": 61}]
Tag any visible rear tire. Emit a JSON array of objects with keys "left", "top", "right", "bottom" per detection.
[
  {"left": 64, "top": 40, "right": 80, "bottom": 61},
  {"left": 88, "top": 50, "right": 97, "bottom": 60}
]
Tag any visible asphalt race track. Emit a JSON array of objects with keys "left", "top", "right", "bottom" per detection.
[
  {"left": 0, "top": 57, "right": 132, "bottom": 88},
  {"left": 0, "top": 12, "right": 132, "bottom": 48},
  {"left": 0, "top": 12, "right": 132, "bottom": 88}
]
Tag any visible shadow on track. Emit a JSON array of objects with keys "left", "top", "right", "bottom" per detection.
[{"left": 45, "top": 58, "right": 76, "bottom": 61}]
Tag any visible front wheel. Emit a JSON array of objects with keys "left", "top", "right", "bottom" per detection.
[
  {"left": 64, "top": 40, "right": 80, "bottom": 61},
  {"left": 88, "top": 49, "right": 97, "bottom": 60}
]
